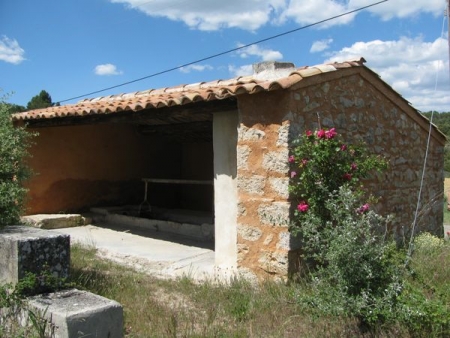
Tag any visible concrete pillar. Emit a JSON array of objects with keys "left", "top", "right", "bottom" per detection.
[{"left": 213, "top": 111, "right": 238, "bottom": 268}]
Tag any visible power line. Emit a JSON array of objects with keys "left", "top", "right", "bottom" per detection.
[
  {"left": 58, "top": 0, "right": 389, "bottom": 103},
  {"left": 406, "top": 7, "right": 448, "bottom": 263}
]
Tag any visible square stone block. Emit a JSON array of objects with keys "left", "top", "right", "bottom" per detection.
[
  {"left": 0, "top": 225, "right": 70, "bottom": 287},
  {"left": 27, "top": 289, "right": 123, "bottom": 338}
]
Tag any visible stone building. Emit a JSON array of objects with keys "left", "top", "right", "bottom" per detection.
[{"left": 13, "top": 58, "right": 445, "bottom": 279}]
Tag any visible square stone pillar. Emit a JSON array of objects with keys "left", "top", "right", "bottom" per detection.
[{"left": 0, "top": 225, "right": 70, "bottom": 289}]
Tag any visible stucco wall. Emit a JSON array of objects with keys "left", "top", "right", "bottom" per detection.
[
  {"left": 236, "top": 72, "right": 444, "bottom": 279},
  {"left": 24, "top": 123, "right": 186, "bottom": 214}
]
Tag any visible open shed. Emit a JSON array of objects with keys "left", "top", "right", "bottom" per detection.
[{"left": 13, "top": 58, "right": 445, "bottom": 279}]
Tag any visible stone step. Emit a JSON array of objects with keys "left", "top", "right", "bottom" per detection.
[{"left": 21, "top": 214, "right": 91, "bottom": 229}]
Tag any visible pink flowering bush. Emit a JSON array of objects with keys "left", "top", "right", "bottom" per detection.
[
  {"left": 289, "top": 128, "right": 405, "bottom": 327},
  {"left": 289, "top": 127, "right": 387, "bottom": 231}
]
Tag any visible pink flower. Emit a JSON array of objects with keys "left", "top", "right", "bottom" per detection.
[
  {"left": 301, "top": 158, "right": 308, "bottom": 166},
  {"left": 325, "top": 128, "right": 337, "bottom": 139},
  {"left": 288, "top": 155, "right": 295, "bottom": 163},
  {"left": 290, "top": 171, "right": 297, "bottom": 178},
  {"left": 343, "top": 173, "right": 352, "bottom": 181},
  {"left": 306, "top": 130, "right": 313, "bottom": 137},
  {"left": 357, "top": 203, "right": 370, "bottom": 214},
  {"left": 297, "top": 201, "right": 309, "bottom": 212},
  {"left": 317, "top": 129, "right": 326, "bottom": 138},
  {"left": 340, "top": 144, "right": 347, "bottom": 151},
  {"left": 350, "top": 163, "right": 357, "bottom": 171}
]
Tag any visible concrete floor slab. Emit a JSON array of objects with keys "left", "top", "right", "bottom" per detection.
[{"left": 51, "top": 222, "right": 216, "bottom": 281}]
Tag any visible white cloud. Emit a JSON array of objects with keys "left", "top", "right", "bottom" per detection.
[
  {"left": 110, "top": 0, "right": 285, "bottom": 31},
  {"left": 110, "top": 0, "right": 446, "bottom": 31},
  {"left": 237, "top": 44, "right": 283, "bottom": 61},
  {"left": 228, "top": 43, "right": 283, "bottom": 78},
  {"left": 179, "top": 64, "right": 213, "bottom": 73},
  {"left": 279, "top": 0, "right": 355, "bottom": 28},
  {"left": 310, "top": 38, "right": 333, "bottom": 53},
  {"left": 0, "top": 36, "right": 25, "bottom": 65},
  {"left": 348, "top": 0, "right": 444, "bottom": 20},
  {"left": 228, "top": 64, "right": 253, "bottom": 77},
  {"left": 94, "top": 63, "right": 123, "bottom": 76},
  {"left": 325, "top": 36, "right": 450, "bottom": 112}
]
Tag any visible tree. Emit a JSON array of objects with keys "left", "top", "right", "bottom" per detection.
[
  {"left": 421, "top": 111, "right": 450, "bottom": 174},
  {"left": 26, "top": 90, "right": 52, "bottom": 110},
  {"left": 5, "top": 103, "right": 26, "bottom": 114},
  {"left": 421, "top": 111, "right": 450, "bottom": 137},
  {"left": 0, "top": 97, "right": 35, "bottom": 227}
]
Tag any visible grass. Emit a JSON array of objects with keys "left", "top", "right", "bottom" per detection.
[
  {"left": 69, "top": 244, "right": 372, "bottom": 337},
  {"left": 3, "top": 234, "right": 448, "bottom": 337},
  {"left": 68, "top": 240, "right": 450, "bottom": 338},
  {"left": 70, "top": 244, "right": 310, "bottom": 337}
]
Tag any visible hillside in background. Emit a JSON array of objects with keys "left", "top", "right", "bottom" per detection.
[{"left": 422, "top": 111, "right": 450, "bottom": 176}]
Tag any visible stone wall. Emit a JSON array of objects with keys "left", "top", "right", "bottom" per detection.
[
  {"left": 235, "top": 71, "right": 445, "bottom": 279},
  {"left": 287, "top": 72, "right": 444, "bottom": 239},
  {"left": 236, "top": 91, "right": 294, "bottom": 279}
]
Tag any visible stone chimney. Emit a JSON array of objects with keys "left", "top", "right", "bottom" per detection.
[{"left": 252, "top": 61, "right": 295, "bottom": 80}]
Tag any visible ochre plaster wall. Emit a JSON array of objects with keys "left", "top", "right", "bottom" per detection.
[
  {"left": 235, "top": 72, "right": 444, "bottom": 280},
  {"left": 24, "top": 123, "right": 182, "bottom": 214}
]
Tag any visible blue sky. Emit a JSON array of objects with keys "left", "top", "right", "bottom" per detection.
[{"left": 1, "top": 0, "right": 449, "bottom": 111}]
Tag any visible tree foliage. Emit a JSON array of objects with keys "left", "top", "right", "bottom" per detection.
[
  {"left": 26, "top": 90, "right": 52, "bottom": 110},
  {"left": 421, "top": 111, "right": 450, "bottom": 174},
  {"left": 0, "top": 97, "right": 35, "bottom": 227},
  {"left": 5, "top": 103, "right": 26, "bottom": 114},
  {"left": 421, "top": 111, "right": 450, "bottom": 137}
]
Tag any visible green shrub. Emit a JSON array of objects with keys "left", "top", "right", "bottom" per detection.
[
  {"left": 296, "top": 186, "right": 404, "bottom": 326},
  {"left": 0, "top": 97, "right": 35, "bottom": 227},
  {"left": 289, "top": 128, "right": 403, "bottom": 328},
  {"left": 398, "top": 281, "right": 450, "bottom": 337},
  {"left": 397, "top": 233, "right": 450, "bottom": 336}
]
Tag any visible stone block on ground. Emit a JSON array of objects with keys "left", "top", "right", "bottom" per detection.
[
  {"left": 0, "top": 225, "right": 70, "bottom": 288},
  {"left": 27, "top": 288, "right": 123, "bottom": 338},
  {"left": 21, "top": 214, "right": 89, "bottom": 229}
]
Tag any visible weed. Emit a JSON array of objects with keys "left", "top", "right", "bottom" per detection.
[
  {"left": 71, "top": 242, "right": 450, "bottom": 337},
  {"left": 0, "top": 280, "right": 53, "bottom": 338}
]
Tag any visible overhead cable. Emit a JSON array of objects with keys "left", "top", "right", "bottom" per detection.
[{"left": 57, "top": 0, "right": 388, "bottom": 103}]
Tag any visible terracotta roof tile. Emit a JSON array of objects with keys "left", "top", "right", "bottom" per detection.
[{"left": 12, "top": 58, "right": 366, "bottom": 121}]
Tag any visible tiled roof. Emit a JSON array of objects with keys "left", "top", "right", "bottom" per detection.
[{"left": 12, "top": 58, "right": 366, "bottom": 121}]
